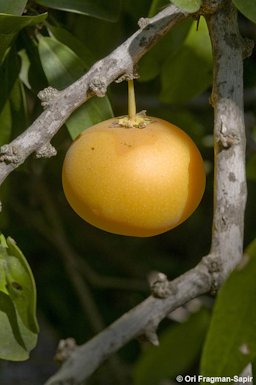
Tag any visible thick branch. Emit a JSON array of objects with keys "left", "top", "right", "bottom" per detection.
[
  {"left": 206, "top": 1, "right": 247, "bottom": 280},
  {"left": 0, "top": 4, "right": 187, "bottom": 186}
]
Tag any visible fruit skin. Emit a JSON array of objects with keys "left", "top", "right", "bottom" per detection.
[{"left": 62, "top": 117, "right": 206, "bottom": 237}]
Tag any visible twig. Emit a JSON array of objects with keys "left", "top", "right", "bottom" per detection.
[
  {"left": 44, "top": 256, "right": 214, "bottom": 385},
  {"left": 44, "top": 1, "right": 247, "bottom": 384}
]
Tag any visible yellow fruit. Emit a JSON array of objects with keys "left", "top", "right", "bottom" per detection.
[{"left": 62, "top": 117, "right": 205, "bottom": 237}]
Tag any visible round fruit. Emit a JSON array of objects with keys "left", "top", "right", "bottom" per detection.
[{"left": 62, "top": 117, "right": 205, "bottom": 237}]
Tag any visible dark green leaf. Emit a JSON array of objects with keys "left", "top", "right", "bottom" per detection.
[
  {"left": 0, "top": 101, "right": 12, "bottom": 146},
  {"left": 35, "top": 0, "right": 121, "bottom": 21},
  {"left": 0, "top": 0, "right": 28, "bottom": 15},
  {"left": 21, "top": 33, "right": 48, "bottom": 93},
  {"left": 0, "top": 47, "right": 27, "bottom": 144},
  {"left": 38, "top": 35, "right": 87, "bottom": 88},
  {"left": 9, "top": 79, "right": 28, "bottom": 138},
  {"left": 134, "top": 309, "right": 210, "bottom": 385},
  {"left": 47, "top": 25, "right": 94, "bottom": 68},
  {"left": 0, "top": 78, "right": 26, "bottom": 146},
  {"left": 232, "top": 0, "right": 256, "bottom": 24},
  {"left": 160, "top": 18, "right": 212, "bottom": 104},
  {"left": 246, "top": 153, "right": 256, "bottom": 181},
  {"left": 148, "top": 0, "right": 170, "bottom": 17},
  {"left": 0, "top": 234, "right": 38, "bottom": 361},
  {"left": 171, "top": 0, "right": 202, "bottom": 13},
  {"left": 139, "top": 19, "right": 192, "bottom": 82},
  {"left": 38, "top": 35, "right": 113, "bottom": 138},
  {"left": 0, "top": 12, "right": 47, "bottom": 63},
  {"left": 0, "top": 46, "right": 20, "bottom": 112},
  {"left": 200, "top": 241, "right": 256, "bottom": 376},
  {"left": 123, "top": 0, "right": 151, "bottom": 20}
]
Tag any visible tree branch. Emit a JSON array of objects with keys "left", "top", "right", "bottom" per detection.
[
  {"left": 0, "top": 4, "right": 188, "bottom": 186},
  {"left": 44, "top": 1, "right": 247, "bottom": 384},
  {"left": 44, "top": 257, "right": 214, "bottom": 385},
  {"left": 206, "top": 0, "right": 247, "bottom": 281}
]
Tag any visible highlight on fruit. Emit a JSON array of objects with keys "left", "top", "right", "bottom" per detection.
[{"left": 62, "top": 80, "right": 206, "bottom": 237}]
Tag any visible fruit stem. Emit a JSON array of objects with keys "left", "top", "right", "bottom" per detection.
[{"left": 128, "top": 79, "right": 136, "bottom": 121}]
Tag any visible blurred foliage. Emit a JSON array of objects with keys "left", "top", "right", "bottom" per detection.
[
  {"left": 200, "top": 246, "right": 256, "bottom": 377},
  {"left": 0, "top": 0, "right": 255, "bottom": 384}
]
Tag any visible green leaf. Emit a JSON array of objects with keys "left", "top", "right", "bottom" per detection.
[
  {"left": 0, "top": 46, "right": 21, "bottom": 112},
  {"left": 35, "top": 0, "right": 121, "bottom": 21},
  {"left": 171, "top": 0, "right": 202, "bottom": 13},
  {"left": 200, "top": 243, "right": 256, "bottom": 376},
  {"left": 0, "top": 79, "right": 26, "bottom": 145},
  {"left": 38, "top": 35, "right": 87, "bottom": 88},
  {"left": 0, "top": 0, "right": 28, "bottom": 15},
  {"left": 0, "top": 12, "right": 47, "bottom": 63},
  {"left": 66, "top": 96, "right": 113, "bottom": 140},
  {"left": 134, "top": 309, "right": 210, "bottom": 385},
  {"left": 139, "top": 19, "right": 192, "bottom": 82},
  {"left": 0, "top": 101, "right": 12, "bottom": 146},
  {"left": 160, "top": 17, "right": 212, "bottom": 104},
  {"left": 47, "top": 25, "right": 94, "bottom": 68},
  {"left": 38, "top": 35, "right": 113, "bottom": 138},
  {"left": 0, "top": 234, "right": 38, "bottom": 361},
  {"left": 21, "top": 33, "right": 48, "bottom": 93},
  {"left": 232, "top": 0, "right": 256, "bottom": 24},
  {"left": 9, "top": 79, "right": 28, "bottom": 138},
  {"left": 0, "top": 47, "right": 27, "bottom": 142}
]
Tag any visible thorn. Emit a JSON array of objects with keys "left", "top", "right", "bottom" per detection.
[
  {"left": 54, "top": 338, "right": 77, "bottom": 365},
  {"left": 138, "top": 17, "right": 150, "bottom": 29},
  {"left": 144, "top": 329, "right": 159, "bottom": 346},
  {"left": 148, "top": 271, "right": 171, "bottom": 298}
]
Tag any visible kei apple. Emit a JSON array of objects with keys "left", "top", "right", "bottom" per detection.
[{"left": 62, "top": 115, "right": 206, "bottom": 237}]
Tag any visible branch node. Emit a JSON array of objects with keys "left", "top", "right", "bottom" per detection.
[
  {"left": 217, "top": 122, "right": 240, "bottom": 149},
  {"left": 35, "top": 142, "right": 57, "bottom": 159},
  {"left": 38, "top": 86, "right": 60, "bottom": 109},
  {"left": 138, "top": 17, "right": 150, "bottom": 29},
  {"left": 203, "top": 255, "right": 222, "bottom": 294},
  {"left": 89, "top": 77, "right": 107, "bottom": 97},
  {"left": 148, "top": 271, "right": 171, "bottom": 298},
  {"left": 54, "top": 338, "right": 77, "bottom": 365},
  {"left": 218, "top": 132, "right": 239, "bottom": 149},
  {"left": 0, "top": 144, "right": 22, "bottom": 164},
  {"left": 115, "top": 66, "right": 139, "bottom": 83}
]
